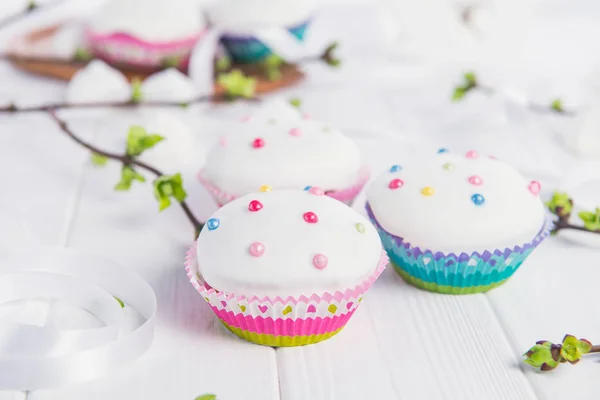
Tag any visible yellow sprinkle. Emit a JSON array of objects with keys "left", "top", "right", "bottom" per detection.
[
  {"left": 421, "top": 186, "right": 435, "bottom": 196},
  {"left": 442, "top": 162, "right": 454, "bottom": 171},
  {"left": 259, "top": 185, "right": 272, "bottom": 192}
]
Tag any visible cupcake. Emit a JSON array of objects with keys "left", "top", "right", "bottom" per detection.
[
  {"left": 198, "top": 108, "right": 369, "bottom": 206},
  {"left": 185, "top": 189, "right": 387, "bottom": 346},
  {"left": 85, "top": 0, "right": 206, "bottom": 69},
  {"left": 365, "top": 149, "right": 552, "bottom": 294},
  {"left": 206, "top": 0, "right": 316, "bottom": 63}
]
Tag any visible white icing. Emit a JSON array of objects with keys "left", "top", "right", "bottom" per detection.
[
  {"left": 196, "top": 190, "right": 383, "bottom": 297},
  {"left": 248, "top": 98, "right": 303, "bottom": 122},
  {"left": 66, "top": 60, "right": 131, "bottom": 104},
  {"left": 206, "top": 0, "right": 316, "bottom": 32},
  {"left": 88, "top": 0, "right": 205, "bottom": 42},
  {"left": 201, "top": 111, "right": 363, "bottom": 196},
  {"left": 140, "top": 68, "right": 197, "bottom": 103},
  {"left": 366, "top": 152, "right": 546, "bottom": 254}
]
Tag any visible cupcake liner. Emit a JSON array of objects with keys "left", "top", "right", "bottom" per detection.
[
  {"left": 220, "top": 20, "right": 310, "bottom": 63},
  {"left": 365, "top": 203, "right": 552, "bottom": 294},
  {"left": 185, "top": 242, "right": 388, "bottom": 346},
  {"left": 197, "top": 165, "right": 370, "bottom": 207},
  {"left": 84, "top": 29, "right": 207, "bottom": 68}
]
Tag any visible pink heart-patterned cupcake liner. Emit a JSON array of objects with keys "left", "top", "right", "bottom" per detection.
[
  {"left": 84, "top": 28, "right": 207, "bottom": 69},
  {"left": 185, "top": 242, "right": 388, "bottom": 347}
]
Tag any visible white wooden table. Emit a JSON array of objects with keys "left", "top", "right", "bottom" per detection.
[{"left": 3, "top": 0, "right": 600, "bottom": 399}]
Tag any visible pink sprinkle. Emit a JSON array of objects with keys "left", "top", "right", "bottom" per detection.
[
  {"left": 388, "top": 178, "right": 404, "bottom": 190},
  {"left": 313, "top": 254, "right": 328, "bottom": 269},
  {"left": 468, "top": 175, "right": 483, "bottom": 186},
  {"left": 289, "top": 128, "right": 302, "bottom": 137},
  {"left": 248, "top": 200, "right": 263, "bottom": 212},
  {"left": 466, "top": 150, "right": 479, "bottom": 159},
  {"left": 303, "top": 113, "right": 311, "bottom": 120},
  {"left": 308, "top": 187, "right": 324, "bottom": 195},
  {"left": 528, "top": 181, "right": 541, "bottom": 195},
  {"left": 241, "top": 115, "right": 251, "bottom": 122},
  {"left": 303, "top": 211, "right": 318, "bottom": 223},
  {"left": 489, "top": 155, "right": 497, "bottom": 160},
  {"left": 249, "top": 242, "right": 265, "bottom": 257},
  {"left": 219, "top": 136, "right": 227, "bottom": 147},
  {"left": 252, "top": 138, "right": 265, "bottom": 148}
]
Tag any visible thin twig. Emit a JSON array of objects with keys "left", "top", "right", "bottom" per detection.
[
  {"left": 47, "top": 109, "right": 204, "bottom": 236},
  {"left": 477, "top": 85, "right": 576, "bottom": 116},
  {"left": 0, "top": 94, "right": 251, "bottom": 113}
]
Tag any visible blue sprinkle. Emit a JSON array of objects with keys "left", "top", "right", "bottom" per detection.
[
  {"left": 471, "top": 194, "right": 485, "bottom": 206},
  {"left": 303, "top": 186, "right": 312, "bottom": 191},
  {"left": 389, "top": 165, "right": 402, "bottom": 173},
  {"left": 437, "top": 148, "right": 449, "bottom": 154},
  {"left": 207, "top": 218, "right": 220, "bottom": 230}
]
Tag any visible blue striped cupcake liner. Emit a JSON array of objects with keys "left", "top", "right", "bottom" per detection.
[
  {"left": 365, "top": 203, "right": 553, "bottom": 294},
  {"left": 220, "top": 20, "right": 310, "bottom": 63}
]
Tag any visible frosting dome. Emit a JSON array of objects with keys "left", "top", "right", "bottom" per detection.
[
  {"left": 206, "top": 0, "right": 315, "bottom": 31},
  {"left": 201, "top": 113, "right": 363, "bottom": 197},
  {"left": 88, "top": 0, "right": 205, "bottom": 42},
  {"left": 366, "top": 151, "right": 546, "bottom": 254},
  {"left": 196, "top": 189, "right": 383, "bottom": 297}
]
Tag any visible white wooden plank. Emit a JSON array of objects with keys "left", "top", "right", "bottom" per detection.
[
  {"left": 278, "top": 266, "right": 539, "bottom": 400},
  {"left": 27, "top": 115, "right": 280, "bottom": 400},
  {"left": 487, "top": 238, "right": 600, "bottom": 400}
]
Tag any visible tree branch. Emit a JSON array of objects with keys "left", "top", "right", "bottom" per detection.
[{"left": 47, "top": 109, "right": 204, "bottom": 236}]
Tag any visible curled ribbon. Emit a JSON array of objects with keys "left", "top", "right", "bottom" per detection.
[{"left": 0, "top": 245, "right": 157, "bottom": 390}]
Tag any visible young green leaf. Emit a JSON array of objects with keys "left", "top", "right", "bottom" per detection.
[
  {"left": 266, "top": 66, "right": 283, "bottom": 81},
  {"left": 74, "top": 47, "right": 93, "bottom": 62},
  {"left": 126, "top": 125, "right": 164, "bottom": 157},
  {"left": 545, "top": 192, "right": 573, "bottom": 217},
  {"left": 452, "top": 86, "right": 466, "bottom": 102},
  {"left": 217, "top": 70, "right": 257, "bottom": 99},
  {"left": 90, "top": 152, "right": 108, "bottom": 166},
  {"left": 161, "top": 56, "right": 180, "bottom": 68},
  {"left": 113, "top": 296, "right": 125, "bottom": 308},
  {"left": 130, "top": 77, "right": 143, "bottom": 103},
  {"left": 153, "top": 173, "right": 187, "bottom": 211},
  {"left": 326, "top": 57, "right": 341, "bottom": 67},
  {"left": 550, "top": 98, "right": 564, "bottom": 112},
  {"left": 578, "top": 211, "right": 596, "bottom": 223},
  {"left": 216, "top": 56, "right": 231, "bottom": 72},
  {"left": 464, "top": 71, "right": 477, "bottom": 86},
  {"left": 194, "top": 395, "right": 217, "bottom": 400},
  {"left": 114, "top": 165, "right": 146, "bottom": 191},
  {"left": 289, "top": 98, "right": 302, "bottom": 108},
  {"left": 27, "top": 0, "right": 37, "bottom": 10}
]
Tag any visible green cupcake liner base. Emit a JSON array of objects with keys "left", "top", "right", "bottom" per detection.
[{"left": 393, "top": 262, "right": 509, "bottom": 294}]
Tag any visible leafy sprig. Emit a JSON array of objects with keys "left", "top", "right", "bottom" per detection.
[
  {"left": 451, "top": 71, "right": 574, "bottom": 115},
  {"left": 545, "top": 191, "right": 600, "bottom": 235},
  {"left": 194, "top": 394, "right": 217, "bottom": 400},
  {"left": 524, "top": 335, "right": 597, "bottom": 371},
  {"left": 47, "top": 110, "right": 203, "bottom": 236},
  {"left": 217, "top": 69, "right": 257, "bottom": 99}
]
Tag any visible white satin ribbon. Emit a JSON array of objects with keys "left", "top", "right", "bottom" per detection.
[{"left": 0, "top": 246, "right": 157, "bottom": 390}]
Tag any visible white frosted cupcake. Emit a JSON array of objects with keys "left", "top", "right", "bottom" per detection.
[
  {"left": 206, "top": 0, "right": 315, "bottom": 63},
  {"left": 185, "top": 189, "right": 387, "bottom": 346},
  {"left": 85, "top": 0, "right": 206, "bottom": 69},
  {"left": 365, "top": 149, "right": 552, "bottom": 294},
  {"left": 198, "top": 106, "right": 369, "bottom": 206}
]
